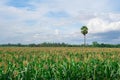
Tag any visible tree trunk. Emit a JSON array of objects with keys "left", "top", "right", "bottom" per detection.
[{"left": 84, "top": 35, "right": 86, "bottom": 46}]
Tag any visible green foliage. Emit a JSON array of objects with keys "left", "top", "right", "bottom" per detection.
[
  {"left": 0, "top": 42, "right": 120, "bottom": 47},
  {"left": 81, "top": 26, "right": 88, "bottom": 36},
  {"left": 0, "top": 47, "right": 120, "bottom": 80}
]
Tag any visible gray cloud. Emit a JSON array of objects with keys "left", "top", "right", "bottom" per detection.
[{"left": 90, "top": 30, "right": 120, "bottom": 44}]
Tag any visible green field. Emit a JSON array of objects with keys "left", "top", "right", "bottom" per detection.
[{"left": 0, "top": 47, "right": 120, "bottom": 80}]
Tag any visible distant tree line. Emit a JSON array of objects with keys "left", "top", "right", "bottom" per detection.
[
  {"left": 0, "top": 42, "right": 120, "bottom": 48},
  {"left": 92, "top": 41, "right": 120, "bottom": 48}
]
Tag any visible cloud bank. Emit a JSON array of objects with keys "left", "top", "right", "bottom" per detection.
[{"left": 0, "top": 0, "right": 120, "bottom": 44}]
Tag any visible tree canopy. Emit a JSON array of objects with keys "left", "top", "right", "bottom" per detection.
[{"left": 81, "top": 26, "right": 88, "bottom": 36}]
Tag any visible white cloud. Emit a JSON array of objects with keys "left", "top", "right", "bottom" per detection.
[
  {"left": 87, "top": 17, "right": 120, "bottom": 34},
  {"left": 0, "top": 0, "right": 120, "bottom": 44},
  {"left": 54, "top": 29, "right": 60, "bottom": 35}
]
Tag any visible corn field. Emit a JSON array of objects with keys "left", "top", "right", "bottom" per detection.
[{"left": 0, "top": 47, "right": 120, "bottom": 80}]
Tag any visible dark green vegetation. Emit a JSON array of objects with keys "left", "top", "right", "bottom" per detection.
[
  {"left": 0, "top": 47, "right": 120, "bottom": 80},
  {"left": 0, "top": 42, "right": 120, "bottom": 48}
]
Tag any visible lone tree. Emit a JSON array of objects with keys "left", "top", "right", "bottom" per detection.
[{"left": 81, "top": 26, "right": 88, "bottom": 46}]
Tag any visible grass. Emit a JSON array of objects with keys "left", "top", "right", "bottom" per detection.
[{"left": 0, "top": 47, "right": 120, "bottom": 80}]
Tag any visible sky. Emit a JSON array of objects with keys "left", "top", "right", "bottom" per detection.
[{"left": 0, "top": 0, "right": 120, "bottom": 44}]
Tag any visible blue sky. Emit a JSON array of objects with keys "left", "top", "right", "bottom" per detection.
[{"left": 0, "top": 0, "right": 120, "bottom": 44}]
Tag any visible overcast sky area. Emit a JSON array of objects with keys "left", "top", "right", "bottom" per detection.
[{"left": 0, "top": 0, "right": 120, "bottom": 44}]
